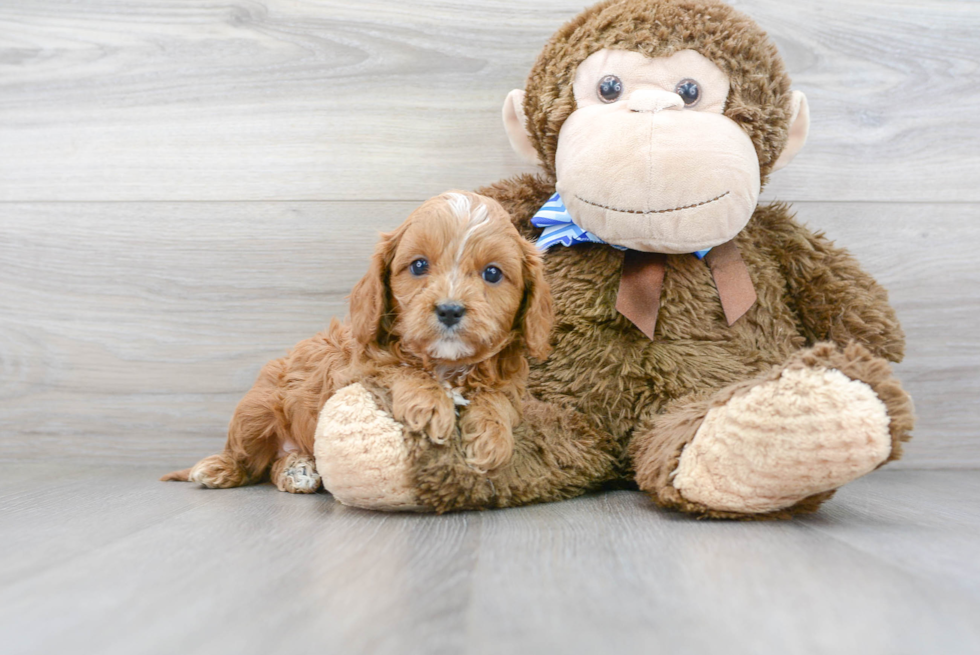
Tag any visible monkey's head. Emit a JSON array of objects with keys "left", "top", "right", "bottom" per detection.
[{"left": 503, "top": 0, "right": 809, "bottom": 254}]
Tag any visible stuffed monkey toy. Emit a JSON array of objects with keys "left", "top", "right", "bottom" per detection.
[{"left": 318, "top": 0, "right": 914, "bottom": 518}]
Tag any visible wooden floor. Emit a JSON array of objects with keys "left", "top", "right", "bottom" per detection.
[{"left": 1, "top": 466, "right": 979, "bottom": 655}]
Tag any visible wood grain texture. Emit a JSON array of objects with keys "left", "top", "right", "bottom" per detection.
[
  {"left": 0, "top": 0, "right": 978, "bottom": 202},
  {"left": 0, "top": 201, "right": 409, "bottom": 462},
  {"left": 1, "top": 466, "right": 979, "bottom": 655},
  {"left": 807, "top": 468, "right": 980, "bottom": 600},
  {"left": 1, "top": 200, "right": 976, "bottom": 467}
]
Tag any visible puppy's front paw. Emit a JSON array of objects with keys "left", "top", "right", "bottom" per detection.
[
  {"left": 461, "top": 417, "right": 514, "bottom": 473},
  {"left": 393, "top": 389, "right": 456, "bottom": 444}
]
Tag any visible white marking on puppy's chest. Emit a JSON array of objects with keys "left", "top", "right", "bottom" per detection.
[
  {"left": 447, "top": 385, "right": 470, "bottom": 407},
  {"left": 435, "top": 364, "right": 471, "bottom": 408}
]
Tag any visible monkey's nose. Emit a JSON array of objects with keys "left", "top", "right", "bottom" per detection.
[
  {"left": 435, "top": 302, "right": 466, "bottom": 328},
  {"left": 628, "top": 89, "right": 684, "bottom": 114}
]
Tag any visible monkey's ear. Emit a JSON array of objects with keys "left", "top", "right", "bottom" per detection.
[
  {"left": 349, "top": 232, "right": 397, "bottom": 345},
  {"left": 502, "top": 89, "right": 541, "bottom": 166},
  {"left": 772, "top": 91, "right": 810, "bottom": 172}
]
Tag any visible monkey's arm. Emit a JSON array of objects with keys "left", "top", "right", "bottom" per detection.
[
  {"left": 762, "top": 204, "right": 905, "bottom": 363},
  {"left": 413, "top": 396, "right": 620, "bottom": 512}
]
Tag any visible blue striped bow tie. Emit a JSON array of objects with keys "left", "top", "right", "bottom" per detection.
[{"left": 530, "top": 192, "right": 711, "bottom": 259}]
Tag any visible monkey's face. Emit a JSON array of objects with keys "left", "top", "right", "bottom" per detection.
[{"left": 554, "top": 49, "right": 760, "bottom": 254}]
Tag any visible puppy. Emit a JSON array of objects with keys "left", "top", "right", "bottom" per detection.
[{"left": 162, "top": 191, "right": 553, "bottom": 492}]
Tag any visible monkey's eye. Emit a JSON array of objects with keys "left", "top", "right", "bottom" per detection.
[
  {"left": 675, "top": 79, "right": 701, "bottom": 107},
  {"left": 410, "top": 258, "right": 429, "bottom": 276},
  {"left": 482, "top": 265, "right": 503, "bottom": 284},
  {"left": 597, "top": 75, "right": 624, "bottom": 103}
]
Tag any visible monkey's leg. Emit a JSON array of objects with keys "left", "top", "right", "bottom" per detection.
[
  {"left": 630, "top": 342, "right": 914, "bottom": 519},
  {"left": 315, "top": 384, "right": 620, "bottom": 512}
]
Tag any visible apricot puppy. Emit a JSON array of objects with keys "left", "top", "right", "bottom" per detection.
[{"left": 163, "top": 191, "right": 553, "bottom": 491}]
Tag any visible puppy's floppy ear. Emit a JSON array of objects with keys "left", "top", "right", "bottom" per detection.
[
  {"left": 349, "top": 230, "right": 398, "bottom": 345},
  {"left": 516, "top": 239, "right": 554, "bottom": 360}
]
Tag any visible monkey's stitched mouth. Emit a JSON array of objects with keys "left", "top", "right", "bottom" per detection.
[{"left": 574, "top": 190, "right": 730, "bottom": 215}]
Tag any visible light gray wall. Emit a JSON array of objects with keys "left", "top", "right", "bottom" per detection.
[{"left": 1, "top": 0, "right": 978, "bottom": 467}]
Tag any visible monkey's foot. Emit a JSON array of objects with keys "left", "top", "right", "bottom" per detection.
[
  {"left": 672, "top": 344, "right": 913, "bottom": 515},
  {"left": 314, "top": 383, "right": 425, "bottom": 511}
]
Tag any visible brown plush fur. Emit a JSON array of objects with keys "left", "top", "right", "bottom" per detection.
[
  {"left": 414, "top": 397, "right": 620, "bottom": 513},
  {"left": 162, "top": 192, "right": 553, "bottom": 488},
  {"left": 391, "top": 0, "right": 913, "bottom": 517}
]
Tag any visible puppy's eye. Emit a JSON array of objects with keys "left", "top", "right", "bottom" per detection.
[
  {"left": 482, "top": 265, "right": 503, "bottom": 284},
  {"left": 675, "top": 79, "right": 701, "bottom": 107},
  {"left": 597, "top": 75, "right": 623, "bottom": 103},
  {"left": 410, "top": 258, "right": 429, "bottom": 276}
]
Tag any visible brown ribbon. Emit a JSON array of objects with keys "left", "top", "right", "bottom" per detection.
[
  {"left": 615, "top": 240, "right": 757, "bottom": 339},
  {"left": 615, "top": 250, "right": 667, "bottom": 339},
  {"left": 703, "top": 240, "right": 758, "bottom": 327}
]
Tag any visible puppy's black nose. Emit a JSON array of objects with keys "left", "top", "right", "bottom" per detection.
[{"left": 435, "top": 302, "right": 466, "bottom": 327}]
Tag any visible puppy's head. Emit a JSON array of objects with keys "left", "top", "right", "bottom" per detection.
[{"left": 349, "top": 191, "right": 553, "bottom": 365}]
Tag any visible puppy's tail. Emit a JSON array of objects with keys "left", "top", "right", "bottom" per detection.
[{"left": 160, "top": 467, "right": 191, "bottom": 482}]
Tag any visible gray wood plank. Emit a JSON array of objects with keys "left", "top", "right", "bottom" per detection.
[
  {"left": 466, "top": 483, "right": 980, "bottom": 655},
  {"left": 801, "top": 470, "right": 980, "bottom": 600},
  {"left": 0, "top": 466, "right": 979, "bottom": 655},
  {"left": 0, "top": 0, "right": 977, "bottom": 203},
  {"left": 0, "top": 464, "right": 477, "bottom": 655},
  {"left": 0, "top": 465, "right": 223, "bottom": 587},
  {"left": 1, "top": 200, "right": 977, "bottom": 467}
]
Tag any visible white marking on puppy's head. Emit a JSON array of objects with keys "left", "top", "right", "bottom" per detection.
[
  {"left": 445, "top": 192, "right": 472, "bottom": 222},
  {"left": 443, "top": 192, "right": 491, "bottom": 297}
]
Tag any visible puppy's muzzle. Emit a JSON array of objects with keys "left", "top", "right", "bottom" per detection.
[{"left": 435, "top": 302, "right": 466, "bottom": 328}]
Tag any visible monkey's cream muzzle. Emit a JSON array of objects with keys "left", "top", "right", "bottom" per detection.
[{"left": 554, "top": 100, "right": 761, "bottom": 254}]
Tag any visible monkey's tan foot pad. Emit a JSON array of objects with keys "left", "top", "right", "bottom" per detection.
[
  {"left": 274, "top": 454, "right": 322, "bottom": 494},
  {"left": 673, "top": 367, "right": 891, "bottom": 514},
  {"left": 314, "top": 383, "right": 426, "bottom": 511}
]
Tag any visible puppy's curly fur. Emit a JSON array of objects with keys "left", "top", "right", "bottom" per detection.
[{"left": 162, "top": 191, "right": 553, "bottom": 490}]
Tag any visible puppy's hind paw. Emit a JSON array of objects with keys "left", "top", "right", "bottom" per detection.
[
  {"left": 272, "top": 454, "right": 322, "bottom": 494},
  {"left": 187, "top": 454, "right": 249, "bottom": 489}
]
